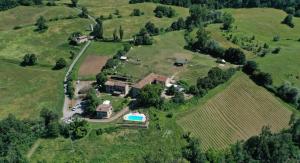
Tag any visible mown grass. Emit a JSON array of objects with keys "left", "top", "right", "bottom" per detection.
[
  {"left": 74, "top": 0, "right": 189, "bottom": 39},
  {"left": 116, "top": 31, "right": 219, "bottom": 84},
  {"left": 0, "top": 60, "right": 64, "bottom": 119},
  {"left": 0, "top": 5, "right": 79, "bottom": 31},
  {"left": 223, "top": 8, "right": 300, "bottom": 87},
  {"left": 177, "top": 73, "right": 292, "bottom": 150}
]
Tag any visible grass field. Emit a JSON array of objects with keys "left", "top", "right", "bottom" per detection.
[
  {"left": 116, "top": 31, "right": 220, "bottom": 84},
  {"left": 0, "top": 18, "right": 92, "bottom": 65},
  {"left": 0, "top": 60, "right": 64, "bottom": 119},
  {"left": 0, "top": 5, "right": 78, "bottom": 31},
  {"left": 223, "top": 8, "right": 300, "bottom": 87},
  {"left": 177, "top": 73, "right": 292, "bottom": 150},
  {"left": 73, "top": 0, "right": 189, "bottom": 39},
  {"left": 29, "top": 110, "right": 185, "bottom": 162}
]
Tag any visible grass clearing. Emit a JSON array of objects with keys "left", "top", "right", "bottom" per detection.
[
  {"left": 177, "top": 73, "right": 292, "bottom": 150},
  {"left": 116, "top": 31, "right": 219, "bottom": 84}
]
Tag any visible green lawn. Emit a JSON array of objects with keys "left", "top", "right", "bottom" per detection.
[
  {"left": 75, "top": 0, "right": 189, "bottom": 39},
  {"left": 0, "top": 5, "right": 79, "bottom": 31},
  {"left": 0, "top": 60, "right": 64, "bottom": 119},
  {"left": 223, "top": 8, "right": 300, "bottom": 87},
  {"left": 116, "top": 31, "right": 219, "bottom": 84}
]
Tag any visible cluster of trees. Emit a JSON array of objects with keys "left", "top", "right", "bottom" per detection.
[
  {"left": 243, "top": 61, "right": 273, "bottom": 87},
  {"left": 0, "top": 115, "right": 39, "bottom": 162},
  {"left": 180, "top": 119, "right": 300, "bottom": 162},
  {"left": 137, "top": 84, "right": 164, "bottom": 108},
  {"left": 131, "top": 8, "right": 144, "bottom": 16},
  {"left": 21, "top": 53, "right": 37, "bottom": 66},
  {"left": 154, "top": 5, "right": 176, "bottom": 18},
  {"left": 170, "top": 17, "right": 185, "bottom": 30},
  {"left": 191, "top": 67, "right": 236, "bottom": 96},
  {"left": 92, "top": 18, "right": 124, "bottom": 41},
  {"left": 61, "top": 118, "right": 89, "bottom": 139},
  {"left": 129, "top": 0, "right": 191, "bottom": 7},
  {"left": 102, "top": 44, "right": 131, "bottom": 72},
  {"left": 277, "top": 82, "right": 300, "bottom": 108},
  {"left": 0, "top": 0, "right": 43, "bottom": 11},
  {"left": 133, "top": 28, "right": 153, "bottom": 45},
  {"left": 187, "top": 27, "right": 246, "bottom": 65}
]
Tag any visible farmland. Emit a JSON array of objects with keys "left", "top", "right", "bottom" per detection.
[
  {"left": 116, "top": 31, "right": 220, "bottom": 84},
  {"left": 177, "top": 73, "right": 292, "bottom": 150},
  {"left": 78, "top": 55, "right": 109, "bottom": 77},
  {"left": 222, "top": 8, "right": 300, "bottom": 87}
]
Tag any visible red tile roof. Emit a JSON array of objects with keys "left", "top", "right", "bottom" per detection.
[
  {"left": 96, "top": 104, "right": 112, "bottom": 112},
  {"left": 133, "top": 73, "right": 168, "bottom": 89}
]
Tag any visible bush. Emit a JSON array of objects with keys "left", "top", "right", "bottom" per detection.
[
  {"left": 154, "top": 5, "right": 175, "bottom": 18},
  {"left": 273, "top": 35, "right": 280, "bottom": 41},
  {"left": 277, "top": 82, "right": 299, "bottom": 106},
  {"left": 295, "top": 10, "right": 300, "bottom": 17},
  {"left": 54, "top": 58, "right": 67, "bottom": 69},
  {"left": 21, "top": 53, "right": 37, "bottom": 66},
  {"left": 272, "top": 47, "right": 281, "bottom": 54},
  {"left": 251, "top": 71, "right": 273, "bottom": 87},
  {"left": 282, "top": 14, "right": 294, "bottom": 28},
  {"left": 166, "top": 112, "right": 173, "bottom": 118},
  {"left": 131, "top": 8, "right": 143, "bottom": 16},
  {"left": 172, "top": 92, "right": 185, "bottom": 104}
]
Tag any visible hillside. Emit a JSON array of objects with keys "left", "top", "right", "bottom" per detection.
[{"left": 177, "top": 73, "right": 292, "bottom": 150}]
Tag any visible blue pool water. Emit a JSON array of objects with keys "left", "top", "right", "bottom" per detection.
[{"left": 127, "top": 115, "right": 143, "bottom": 121}]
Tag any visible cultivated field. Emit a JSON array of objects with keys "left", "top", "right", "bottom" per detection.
[
  {"left": 116, "top": 31, "right": 220, "bottom": 84},
  {"left": 177, "top": 73, "right": 292, "bottom": 150},
  {"left": 223, "top": 8, "right": 300, "bottom": 87},
  {"left": 79, "top": 55, "right": 109, "bottom": 77},
  {"left": 71, "top": 0, "right": 189, "bottom": 39}
]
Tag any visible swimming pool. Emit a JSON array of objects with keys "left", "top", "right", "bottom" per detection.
[{"left": 123, "top": 113, "right": 146, "bottom": 122}]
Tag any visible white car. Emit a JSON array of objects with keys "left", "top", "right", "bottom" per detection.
[{"left": 72, "top": 108, "right": 76, "bottom": 111}]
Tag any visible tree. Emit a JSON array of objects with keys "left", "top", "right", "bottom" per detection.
[
  {"left": 22, "top": 53, "right": 37, "bottom": 66},
  {"left": 166, "top": 85, "right": 176, "bottom": 96},
  {"left": 277, "top": 82, "right": 299, "bottom": 105},
  {"left": 96, "top": 72, "right": 107, "bottom": 90},
  {"left": 33, "top": 0, "right": 43, "bottom": 5},
  {"left": 243, "top": 61, "right": 258, "bottom": 75},
  {"left": 224, "top": 48, "right": 246, "bottom": 65},
  {"left": 79, "top": 6, "right": 88, "bottom": 18},
  {"left": 182, "top": 137, "right": 207, "bottom": 162},
  {"left": 133, "top": 28, "right": 153, "bottom": 45},
  {"left": 92, "top": 20, "right": 103, "bottom": 39},
  {"left": 186, "top": 5, "right": 210, "bottom": 27},
  {"left": 131, "top": 8, "right": 143, "bottom": 16},
  {"left": 252, "top": 71, "right": 273, "bottom": 86},
  {"left": 71, "top": 0, "right": 78, "bottom": 7},
  {"left": 69, "top": 118, "right": 89, "bottom": 139},
  {"left": 172, "top": 91, "right": 185, "bottom": 104},
  {"left": 119, "top": 25, "right": 124, "bottom": 40},
  {"left": 282, "top": 14, "right": 294, "bottom": 28},
  {"left": 222, "top": 12, "right": 235, "bottom": 30},
  {"left": 113, "top": 29, "right": 118, "bottom": 41},
  {"left": 40, "top": 108, "right": 59, "bottom": 137},
  {"left": 145, "top": 21, "right": 159, "bottom": 36},
  {"left": 54, "top": 58, "right": 67, "bottom": 69},
  {"left": 137, "top": 84, "right": 164, "bottom": 108},
  {"left": 36, "top": 16, "right": 48, "bottom": 31},
  {"left": 84, "top": 89, "right": 99, "bottom": 115}
]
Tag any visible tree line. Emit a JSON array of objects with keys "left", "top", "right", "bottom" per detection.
[{"left": 243, "top": 61, "right": 300, "bottom": 110}]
